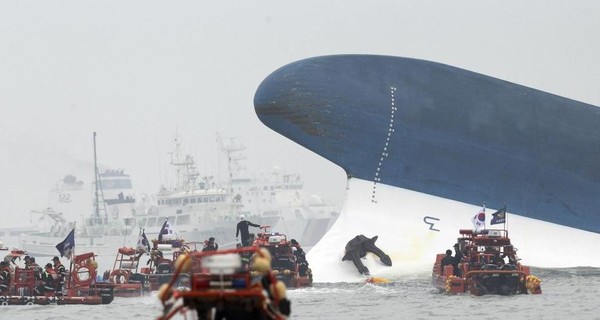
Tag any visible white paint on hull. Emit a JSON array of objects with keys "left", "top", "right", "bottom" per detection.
[{"left": 307, "top": 178, "right": 600, "bottom": 283}]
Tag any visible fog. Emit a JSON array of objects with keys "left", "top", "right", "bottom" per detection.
[{"left": 1, "top": 1, "right": 599, "bottom": 227}]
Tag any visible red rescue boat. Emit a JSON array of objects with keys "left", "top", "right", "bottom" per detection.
[
  {"left": 251, "top": 226, "right": 312, "bottom": 288},
  {"left": 0, "top": 252, "right": 114, "bottom": 305},
  {"left": 432, "top": 229, "right": 542, "bottom": 295}
]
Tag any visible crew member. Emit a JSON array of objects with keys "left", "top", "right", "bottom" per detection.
[
  {"left": 290, "top": 239, "right": 309, "bottom": 277},
  {"left": 236, "top": 243, "right": 251, "bottom": 270},
  {"left": 35, "top": 263, "right": 58, "bottom": 295},
  {"left": 236, "top": 215, "right": 262, "bottom": 246},
  {"left": 24, "top": 255, "right": 33, "bottom": 269},
  {"left": 53, "top": 256, "right": 66, "bottom": 294},
  {"left": 202, "top": 237, "right": 219, "bottom": 252},
  {"left": 0, "top": 261, "right": 11, "bottom": 294},
  {"left": 440, "top": 249, "right": 454, "bottom": 275},
  {"left": 452, "top": 243, "right": 463, "bottom": 276},
  {"left": 30, "top": 257, "right": 44, "bottom": 280}
]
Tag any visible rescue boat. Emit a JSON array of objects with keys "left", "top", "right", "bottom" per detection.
[
  {"left": 157, "top": 246, "right": 290, "bottom": 320},
  {"left": 0, "top": 252, "right": 114, "bottom": 305},
  {"left": 100, "top": 246, "right": 149, "bottom": 297},
  {"left": 432, "top": 229, "right": 542, "bottom": 295},
  {"left": 251, "top": 226, "right": 312, "bottom": 288},
  {"left": 138, "top": 237, "right": 194, "bottom": 291}
]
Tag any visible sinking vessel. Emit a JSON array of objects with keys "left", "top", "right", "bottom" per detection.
[{"left": 254, "top": 54, "right": 600, "bottom": 282}]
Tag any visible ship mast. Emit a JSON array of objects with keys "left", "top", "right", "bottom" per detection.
[
  {"left": 216, "top": 133, "right": 246, "bottom": 188},
  {"left": 169, "top": 134, "right": 199, "bottom": 192},
  {"left": 93, "top": 132, "right": 108, "bottom": 223}
]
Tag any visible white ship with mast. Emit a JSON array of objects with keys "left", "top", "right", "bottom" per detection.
[
  {"left": 19, "top": 133, "right": 139, "bottom": 257},
  {"left": 142, "top": 134, "right": 340, "bottom": 249},
  {"left": 18, "top": 133, "right": 340, "bottom": 259}
]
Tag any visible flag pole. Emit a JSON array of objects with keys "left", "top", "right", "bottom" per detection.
[
  {"left": 504, "top": 204, "right": 508, "bottom": 232},
  {"left": 68, "top": 229, "right": 74, "bottom": 292},
  {"left": 483, "top": 203, "right": 486, "bottom": 230}
]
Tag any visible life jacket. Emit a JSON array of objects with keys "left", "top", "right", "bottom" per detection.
[{"left": 43, "top": 269, "right": 58, "bottom": 290}]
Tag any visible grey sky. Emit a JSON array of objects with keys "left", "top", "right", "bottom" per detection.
[{"left": 1, "top": 1, "right": 599, "bottom": 226}]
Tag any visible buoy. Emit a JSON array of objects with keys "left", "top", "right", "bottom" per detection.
[
  {"left": 157, "top": 283, "right": 172, "bottom": 301},
  {"left": 271, "top": 280, "right": 287, "bottom": 299},
  {"left": 252, "top": 257, "right": 270, "bottom": 273},
  {"left": 258, "top": 248, "right": 272, "bottom": 262},
  {"left": 175, "top": 254, "right": 191, "bottom": 273},
  {"left": 366, "top": 277, "right": 390, "bottom": 284}
]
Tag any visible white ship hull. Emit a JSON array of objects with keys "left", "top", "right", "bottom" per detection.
[{"left": 308, "top": 179, "right": 600, "bottom": 283}]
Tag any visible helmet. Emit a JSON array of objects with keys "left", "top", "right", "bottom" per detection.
[{"left": 239, "top": 214, "right": 245, "bottom": 221}]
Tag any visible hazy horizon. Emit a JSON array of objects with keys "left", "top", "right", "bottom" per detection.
[{"left": 2, "top": 1, "right": 599, "bottom": 227}]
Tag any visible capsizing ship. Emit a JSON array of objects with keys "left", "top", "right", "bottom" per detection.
[{"left": 253, "top": 54, "right": 600, "bottom": 282}]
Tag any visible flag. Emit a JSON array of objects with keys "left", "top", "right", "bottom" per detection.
[
  {"left": 158, "top": 219, "right": 174, "bottom": 241},
  {"left": 491, "top": 206, "right": 507, "bottom": 225},
  {"left": 55, "top": 229, "right": 75, "bottom": 259},
  {"left": 137, "top": 229, "right": 151, "bottom": 253},
  {"left": 471, "top": 206, "right": 486, "bottom": 231}
]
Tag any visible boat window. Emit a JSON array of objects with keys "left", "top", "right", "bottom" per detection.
[
  {"left": 124, "top": 218, "right": 135, "bottom": 226},
  {"left": 147, "top": 217, "right": 156, "bottom": 227},
  {"left": 137, "top": 218, "right": 147, "bottom": 228},
  {"left": 100, "top": 179, "right": 133, "bottom": 190},
  {"left": 168, "top": 216, "right": 176, "bottom": 225},
  {"left": 190, "top": 198, "right": 196, "bottom": 203},
  {"left": 176, "top": 215, "right": 190, "bottom": 225},
  {"left": 183, "top": 198, "right": 189, "bottom": 205}
]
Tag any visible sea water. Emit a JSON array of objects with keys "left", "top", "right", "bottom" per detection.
[{"left": 2, "top": 267, "right": 599, "bottom": 320}]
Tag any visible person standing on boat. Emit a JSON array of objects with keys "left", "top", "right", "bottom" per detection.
[
  {"left": 441, "top": 249, "right": 455, "bottom": 275},
  {"left": 290, "top": 239, "right": 309, "bottom": 277},
  {"left": 0, "top": 261, "right": 11, "bottom": 294},
  {"left": 202, "top": 237, "right": 219, "bottom": 252},
  {"left": 29, "top": 257, "right": 44, "bottom": 280},
  {"left": 52, "top": 256, "right": 66, "bottom": 294},
  {"left": 35, "top": 263, "right": 58, "bottom": 295},
  {"left": 236, "top": 215, "right": 262, "bottom": 247},
  {"left": 452, "top": 243, "right": 463, "bottom": 276}
]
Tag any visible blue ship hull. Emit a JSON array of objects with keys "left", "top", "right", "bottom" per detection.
[{"left": 254, "top": 55, "right": 600, "bottom": 235}]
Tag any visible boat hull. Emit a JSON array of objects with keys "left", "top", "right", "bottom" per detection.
[{"left": 254, "top": 54, "right": 600, "bottom": 281}]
